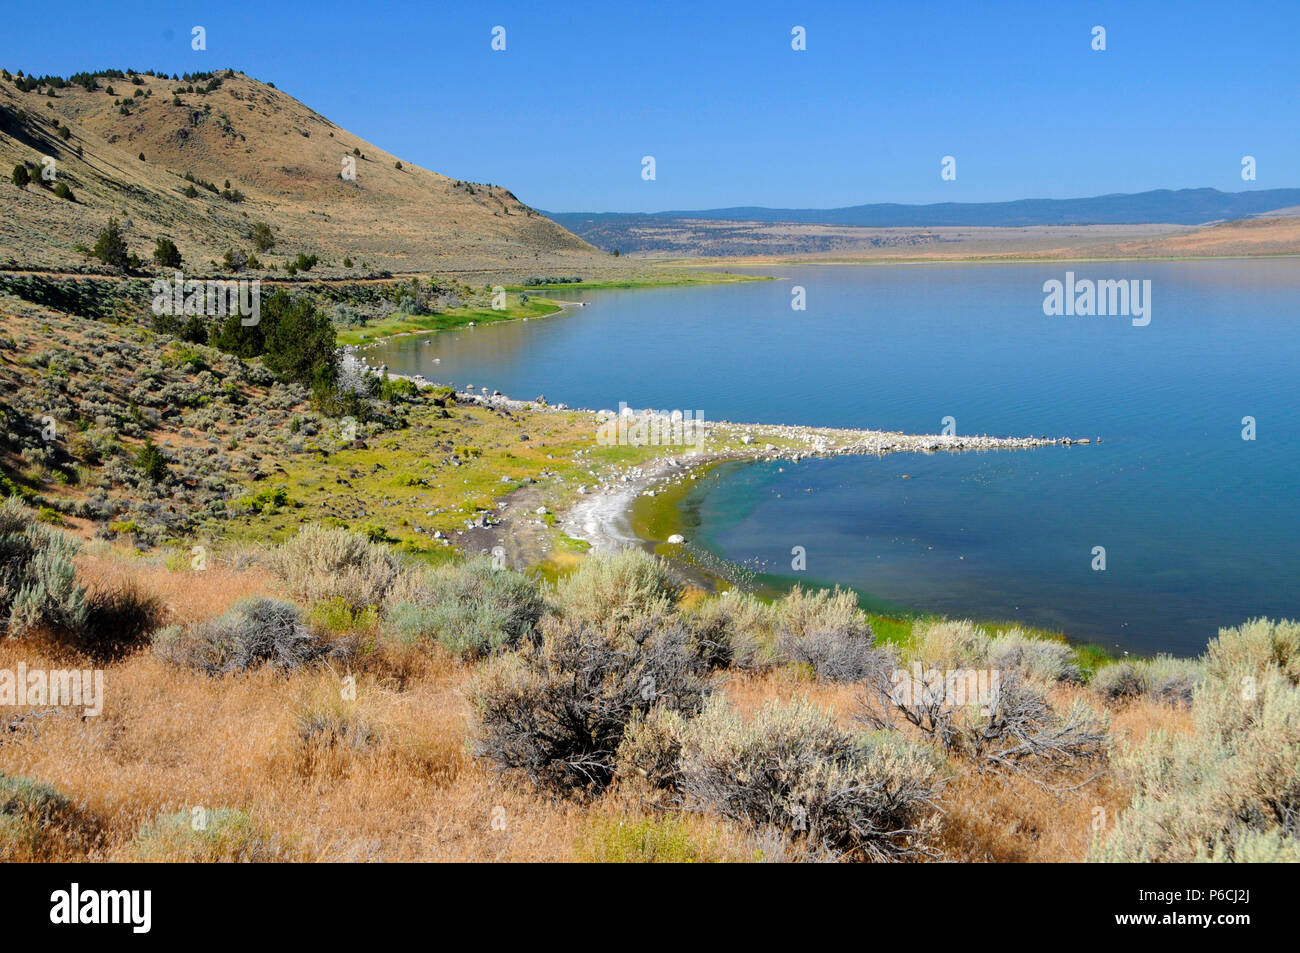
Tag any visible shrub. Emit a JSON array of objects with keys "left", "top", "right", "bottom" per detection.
[
  {"left": 576, "top": 816, "right": 715, "bottom": 863},
  {"left": 250, "top": 221, "right": 275, "bottom": 252},
  {"left": 152, "top": 236, "right": 182, "bottom": 268},
  {"left": 153, "top": 596, "right": 332, "bottom": 675},
  {"left": 0, "top": 497, "right": 87, "bottom": 638},
  {"left": 1092, "top": 664, "right": 1300, "bottom": 862},
  {"left": 860, "top": 665, "right": 1109, "bottom": 783},
  {"left": 616, "top": 705, "right": 690, "bottom": 794},
  {"left": 777, "top": 584, "right": 868, "bottom": 642},
  {"left": 308, "top": 596, "right": 379, "bottom": 635},
  {"left": 222, "top": 247, "right": 247, "bottom": 272},
  {"left": 780, "top": 625, "right": 895, "bottom": 683},
  {"left": 0, "top": 773, "right": 94, "bottom": 861},
  {"left": 383, "top": 556, "right": 545, "bottom": 658},
  {"left": 11, "top": 164, "right": 29, "bottom": 188},
  {"left": 904, "top": 619, "right": 1082, "bottom": 686},
  {"left": 555, "top": 548, "right": 682, "bottom": 629},
  {"left": 1204, "top": 617, "right": 1300, "bottom": 686},
  {"left": 986, "top": 629, "right": 1081, "bottom": 684},
  {"left": 471, "top": 614, "right": 709, "bottom": 795},
  {"left": 271, "top": 524, "right": 404, "bottom": 612},
  {"left": 134, "top": 437, "right": 168, "bottom": 483},
  {"left": 260, "top": 290, "right": 338, "bottom": 390},
  {"left": 92, "top": 218, "right": 130, "bottom": 270},
  {"left": 907, "top": 618, "right": 990, "bottom": 666},
  {"left": 1091, "top": 654, "right": 1202, "bottom": 707},
  {"left": 772, "top": 585, "right": 885, "bottom": 681},
  {"left": 135, "top": 808, "right": 299, "bottom": 861},
  {"left": 52, "top": 181, "right": 73, "bottom": 201},
  {"left": 75, "top": 580, "right": 165, "bottom": 661},
  {"left": 686, "top": 592, "right": 771, "bottom": 669},
  {"left": 622, "top": 697, "right": 944, "bottom": 862}
]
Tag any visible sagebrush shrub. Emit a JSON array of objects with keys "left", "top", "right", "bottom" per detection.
[
  {"left": 686, "top": 591, "right": 772, "bottom": 670},
  {"left": 907, "top": 619, "right": 990, "bottom": 667},
  {"left": 0, "top": 497, "right": 88, "bottom": 638},
  {"left": 471, "top": 614, "right": 710, "bottom": 795},
  {"left": 554, "top": 548, "right": 682, "bottom": 628},
  {"left": 774, "top": 585, "right": 886, "bottom": 682},
  {"left": 75, "top": 580, "right": 165, "bottom": 661},
  {"left": 1204, "top": 617, "right": 1300, "bottom": 686},
  {"left": 1092, "top": 664, "right": 1300, "bottom": 862},
  {"left": 154, "top": 596, "right": 334, "bottom": 674},
  {"left": 1091, "top": 654, "right": 1202, "bottom": 707},
  {"left": 271, "top": 524, "right": 404, "bottom": 612},
  {"left": 617, "top": 706, "right": 690, "bottom": 795},
  {"left": 383, "top": 556, "right": 545, "bottom": 658},
  {"left": 135, "top": 808, "right": 300, "bottom": 861},
  {"left": 0, "top": 773, "right": 95, "bottom": 861},
  {"left": 776, "top": 584, "right": 868, "bottom": 642},
  {"left": 985, "top": 629, "right": 1081, "bottom": 684},
  {"left": 622, "top": 697, "right": 944, "bottom": 862},
  {"left": 780, "top": 626, "right": 894, "bottom": 683},
  {"left": 860, "top": 668, "right": 1109, "bottom": 782}
]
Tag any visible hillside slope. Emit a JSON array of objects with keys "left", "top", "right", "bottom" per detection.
[{"left": 0, "top": 67, "right": 622, "bottom": 279}]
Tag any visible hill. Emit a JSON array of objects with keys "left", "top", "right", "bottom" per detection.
[{"left": 0, "top": 67, "right": 632, "bottom": 281}]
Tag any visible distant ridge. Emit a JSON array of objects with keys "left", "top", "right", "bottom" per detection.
[{"left": 549, "top": 188, "right": 1300, "bottom": 231}]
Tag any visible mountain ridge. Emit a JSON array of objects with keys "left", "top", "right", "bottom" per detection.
[{"left": 547, "top": 187, "right": 1300, "bottom": 231}]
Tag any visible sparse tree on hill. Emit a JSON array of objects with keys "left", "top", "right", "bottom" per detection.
[
  {"left": 134, "top": 438, "right": 168, "bottom": 483},
  {"left": 250, "top": 221, "right": 275, "bottom": 252},
  {"left": 222, "top": 248, "right": 248, "bottom": 272},
  {"left": 11, "top": 164, "right": 29, "bottom": 188},
  {"left": 153, "top": 237, "right": 182, "bottom": 268},
  {"left": 92, "top": 219, "right": 130, "bottom": 270}
]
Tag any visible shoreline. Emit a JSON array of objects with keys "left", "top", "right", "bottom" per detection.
[
  {"left": 338, "top": 360, "right": 1093, "bottom": 565},
  {"left": 552, "top": 417, "right": 1090, "bottom": 554}
]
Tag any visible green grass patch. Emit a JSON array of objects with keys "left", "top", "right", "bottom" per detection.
[
  {"left": 505, "top": 271, "right": 773, "bottom": 292},
  {"left": 336, "top": 296, "right": 562, "bottom": 346}
]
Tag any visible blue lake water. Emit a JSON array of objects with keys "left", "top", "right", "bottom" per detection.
[{"left": 370, "top": 261, "right": 1300, "bottom": 655}]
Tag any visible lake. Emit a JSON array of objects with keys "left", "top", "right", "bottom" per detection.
[{"left": 369, "top": 261, "right": 1300, "bottom": 656}]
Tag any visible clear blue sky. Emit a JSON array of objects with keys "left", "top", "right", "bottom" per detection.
[{"left": 3, "top": 0, "right": 1296, "bottom": 212}]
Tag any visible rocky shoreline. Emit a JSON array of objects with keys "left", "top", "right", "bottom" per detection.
[
  {"left": 336, "top": 350, "right": 1093, "bottom": 558},
  {"left": 459, "top": 392, "right": 1090, "bottom": 556},
  {"left": 558, "top": 420, "right": 1090, "bottom": 553}
]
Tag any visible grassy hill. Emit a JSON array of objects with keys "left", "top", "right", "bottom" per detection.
[{"left": 0, "top": 66, "right": 636, "bottom": 281}]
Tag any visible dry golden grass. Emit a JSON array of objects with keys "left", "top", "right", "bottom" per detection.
[
  {"left": 0, "top": 555, "right": 1191, "bottom": 863},
  {"left": 75, "top": 549, "right": 278, "bottom": 627},
  {"left": 0, "top": 69, "right": 653, "bottom": 281}
]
